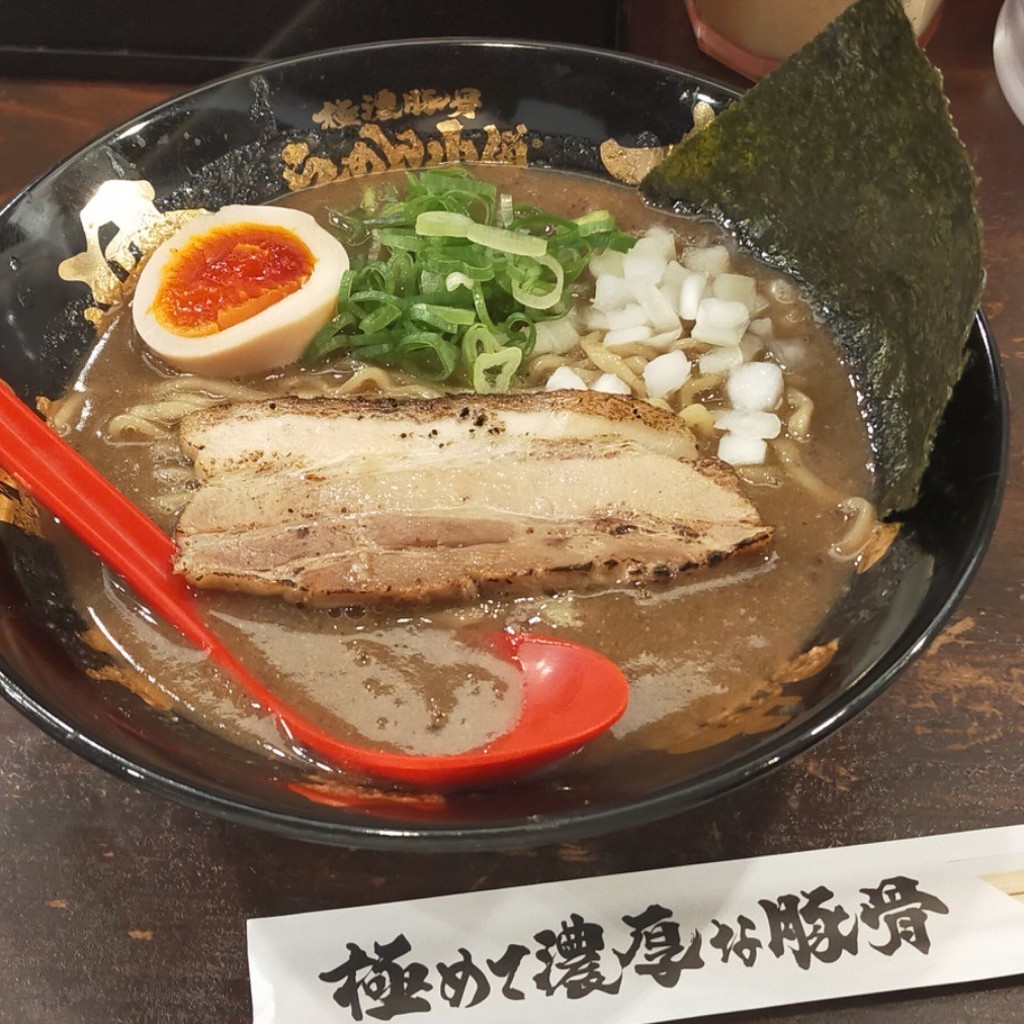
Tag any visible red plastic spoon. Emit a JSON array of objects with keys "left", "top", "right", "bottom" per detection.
[{"left": 0, "top": 380, "right": 628, "bottom": 789}]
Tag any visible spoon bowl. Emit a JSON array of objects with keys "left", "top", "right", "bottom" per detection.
[{"left": 0, "top": 379, "right": 629, "bottom": 790}]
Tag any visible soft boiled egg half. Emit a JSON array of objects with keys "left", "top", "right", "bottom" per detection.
[{"left": 132, "top": 205, "right": 348, "bottom": 376}]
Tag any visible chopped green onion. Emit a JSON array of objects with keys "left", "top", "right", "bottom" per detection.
[
  {"left": 306, "top": 167, "right": 637, "bottom": 389},
  {"left": 461, "top": 322, "right": 503, "bottom": 367},
  {"left": 465, "top": 222, "right": 547, "bottom": 258},
  {"left": 473, "top": 347, "right": 523, "bottom": 394},
  {"left": 395, "top": 331, "right": 457, "bottom": 380},
  {"left": 511, "top": 253, "right": 565, "bottom": 311},
  {"left": 375, "top": 230, "right": 432, "bottom": 252},
  {"left": 409, "top": 303, "right": 478, "bottom": 330},
  {"left": 498, "top": 192, "right": 514, "bottom": 228},
  {"left": 358, "top": 304, "right": 403, "bottom": 334},
  {"left": 415, "top": 210, "right": 474, "bottom": 238},
  {"left": 573, "top": 210, "right": 617, "bottom": 236}
]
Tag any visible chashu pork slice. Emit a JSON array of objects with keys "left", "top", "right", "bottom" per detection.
[{"left": 173, "top": 390, "right": 772, "bottom": 605}]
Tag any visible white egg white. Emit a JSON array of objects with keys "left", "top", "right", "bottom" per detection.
[{"left": 131, "top": 204, "right": 349, "bottom": 376}]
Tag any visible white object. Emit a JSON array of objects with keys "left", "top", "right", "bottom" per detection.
[
  {"left": 699, "top": 346, "right": 745, "bottom": 375},
  {"left": 545, "top": 366, "right": 588, "bottom": 391},
  {"left": 603, "top": 325, "right": 653, "bottom": 348},
  {"left": 726, "top": 361, "right": 784, "bottom": 411},
  {"left": 592, "top": 274, "right": 633, "bottom": 312},
  {"left": 679, "top": 272, "right": 708, "bottom": 320},
  {"left": 250, "top": 825, "right": 1024, "bottom": 1024},
  {"left": 995, "top": 0, "right": 1024, "bottom": 126},
  {"left": 692, "top": 297, "right": 750, "bottom": 347},
  {"left": 630, "top": 279, "right": 682, "bottom": 333},
  {"left": 621, "top": 246, "right": 668, "bottom": 284},
  {"left": 716, "top": 409, "right": 782, "bottom": 439},
  {"left": 643, "top": 350, "right": 691, "bottom": 398},
  {"left": 645, "top": 327, "right": 684, "bottom": 350},
  {"left": 681, "top": 243, "right": 731, "bottom": 277},
  {"left": 718, "top": 433, "right": 768, "bottom": 466},
  {"left": 532, "top": 316, "right": 580, "bottom": 356},
  {"left": 631, "top": 227, "right": 676, "bottom": 262},
  {"left": 588, "top": 249, "right": 625, "bottom": 278},
  {"left": 592, "top": 373, "right": 632, "bottom": 395},
  {"left": 605, "top": 303, "right": 653, "bottom": 330},
  {"left": 712, "top": 272, "right": 759, "bottom": 312}
]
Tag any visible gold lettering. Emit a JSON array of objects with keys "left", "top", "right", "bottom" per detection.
[
  {"left": 281, "top": 142, "right": 339, "bottom": 191},
  {"left": 402, "top": 88, "right": 450, "bottom": 117},
  {"left": 360, "top": 89, "right": 404, "bottom": 123},
  {"left": 339, "top": 141, "right": 389, "bottom": 179},
  {"left": 425, "top": 139, "right": 447, "bottom": 165},
  {"left": 312, "top": 86, "right": 485, "bottom": 129},
  {"left": 481, "top": 123, "right": 530, "bottom": 165},
  {"left": 312, "top": 99, "right": 361, "bottom": 129},
  {"left": 294, "top": 103, "right": 537, "bottom": 183},
  {"left": 435, "top": 118, "right": 481, "bottom": 164},
  {"left": 448, "top": 87, "right": 483, "bottom": 120},
  {"left": 356, "top": 125, "right": 427, "bottom": 170}
]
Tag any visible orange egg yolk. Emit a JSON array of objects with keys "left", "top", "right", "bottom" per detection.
[{"left": 152, "top": 222, "right": 316, "bottom": 337}]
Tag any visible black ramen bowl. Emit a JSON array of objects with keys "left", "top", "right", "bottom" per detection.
[{"left": 0, "top": 40, "right": 1006, "bottom": 850}]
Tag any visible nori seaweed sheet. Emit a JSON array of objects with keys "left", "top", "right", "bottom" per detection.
[{"left": 641, "top": 0, "right": 983, "bottom": 513}]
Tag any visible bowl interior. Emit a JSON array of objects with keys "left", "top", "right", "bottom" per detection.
[{"left": 0, "top": 40, "right": 1006, "bottom": 850}]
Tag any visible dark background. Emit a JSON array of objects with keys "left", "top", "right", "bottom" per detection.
[{"left": 1, "top": 0, "right": 624, "bottom": 81}]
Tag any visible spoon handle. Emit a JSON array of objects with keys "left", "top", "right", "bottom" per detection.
[
  {"left": 0, "top": 380, "right": 344, "bottom": 728},
  {"left": 0, "top": 380, "right": 209, "bottom": 650}
]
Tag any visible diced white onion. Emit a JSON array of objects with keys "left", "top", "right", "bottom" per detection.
[
  {"left": 739, "top": 334, "right": 765, "bottom": 361},
  {"left": 632, "top": 228, "right": 676, "bottom": 262},
  {"left": 533, "top": 315, "right": 580, "bottom": 356},
  {"left": 593, "top": 373, "right": 632, "bottom": 395},
  {"left": 630, "top": 279, "right": 682, "bottom": 334},
  {"left": 643, "top": 350, "right": 691, "bottom": 399},
  {"left": 622, "top": 247, "right": 668, "bottom": 284},
  {"left": 583, "top": 306, "right": 610, "bottom": 331},
  {"left": 589, "top": 250, "right": 625, "bottom": 279},
  {"left": 679, "top": 273, "right": 708, "bottom": 321},
  {"left": 746, "top": 317, "right": 774, "bottom": 337},
  {"left": 645, "top": 327, "right": 684, "bottom": 350},
  {"left": 662, "top": 260, "right": 689, "bottom": 290},
  {"left": 498, "top": 192, "right": 514, "bottom": 228},
  {"left": 682, "top": 244, "right": 731, "bottom": 277},
  {"left": 446, "top": 271, "right": 476, "bottom": 293},
  {"left": 692, "top": 297, "right": 750, "bottom": 347},
  {"left": 546, "top": 366, "right": 588, "bottom": 391},
  {"left": 712, "top": 272, "right": 758, "bottom": 312},
  {"left": 604, "top": 325, "right": 654, "bottom": 348},
  {"left": 659, "top": 280, "right": 682, "bottom": 314},
  {"left": 715, "top": 409, "right": 782, "bottom": 439},
  {"left": 659, "top": 261, "right": 688, "bottom": 313},
  {"left": 699, "top": 346, "right": 744, "bottom": 375},
  {"left": 726, "top": 361, "right": 784, "bottom": 411},
  {"left": 605, "top": 303, "right": 652, "bottom": 331},
  {"left": 593, "top": 274, "right": 634, "bottom": 312},
  {"left": 718, "top": 433, "right": 768, "bottom": 466}
]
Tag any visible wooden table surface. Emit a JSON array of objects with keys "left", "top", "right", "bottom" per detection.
[{"left": 1, "top": 1, "right": 1022, "bottom": 1021}]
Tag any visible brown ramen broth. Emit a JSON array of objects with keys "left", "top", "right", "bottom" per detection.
[{"left": 43, "top": 165, "right": 874, "bottom": 781}]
